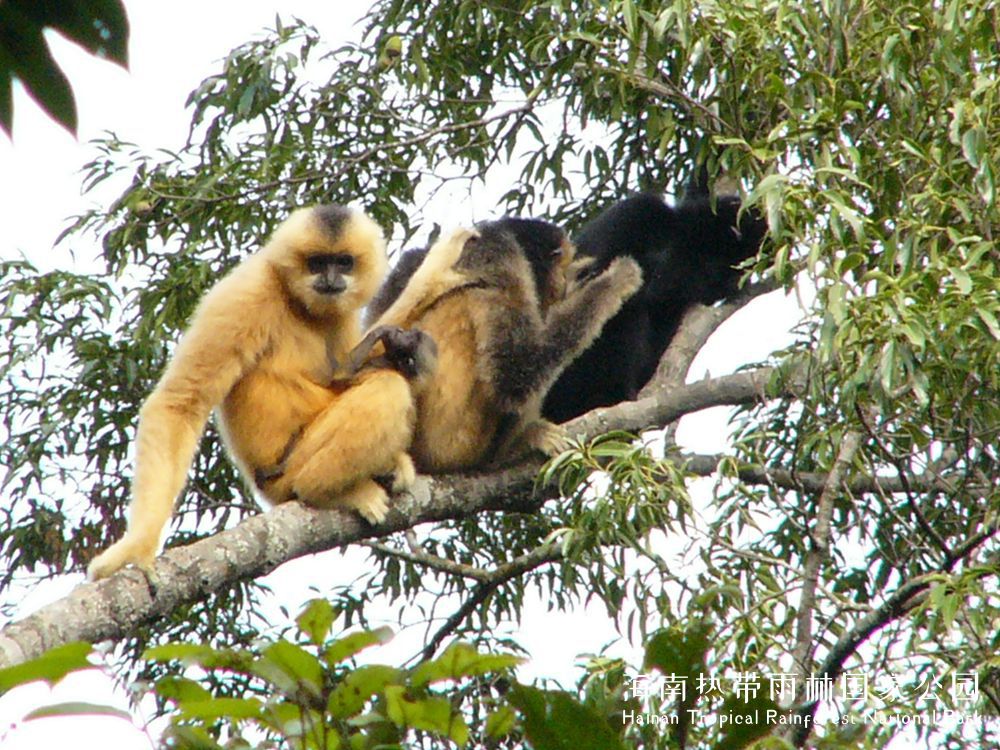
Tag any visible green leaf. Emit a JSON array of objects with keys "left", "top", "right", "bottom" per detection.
[
  {"left": 327, "top": 665, "right": 402, "bottom": 719},
  {"left": 509, "top": 684, "right": 626, "bottom": 750},
  {"left": 0, "top": 4, "right": 77, "bottom": 133},
  {"left": 143, "top": 643, "right": 218, "bottom": 664},
  {"left": 713, "top": 694, "right": 783, "bottom": 750},
  {"left": 977, "top": 307, "right": 1000, "bottom": 340},
  {"left": 0, "top": 75, "right": 11, "bottom": 135},
  {"left": 828, "top": 195, "right": 864, "bottom": 240},
  {"left": 179, "top": 697, "right": 264, "bottom": 721},
  {"left": 162, "top": 725, "right": 224, "bottom": 750},
  {"left": 952, "top": 267, "right": 973, "bottom": 294},
  {"left": 643, "top": 624, "right": 712, "bottom": 677},
  {"left": 25, "top": 701, "right": 131, "bottom": 722},
  {"left": 253, "top": 641, "right": 324, "bottom": 700},
  {"left": 484, "top": 705, "right": 517, "bottom": 738},
  {"left": 297, "top": 598, "right": 339, "bottom": 646},
  {"left": 154, "top": 676, "right": 214, "bottom": 705},
  {"left": 384, "top": 685, "right": 469, "bottom": 745},
  {"left": 879, "top": 338, "right": 897, "bottom": 394},
  {"left": 323, "top": 627, "right": 394, "bottom": 666},
  {"left": 961, "top": 127, "right": 985, "bottom": 167},
  {"left": 143, "top": 643, "right": 252, "bottom": 671},
  {"left": 411, "top": 642, "right": 521, "bottom": 687},
  {"left": 0, "top": 642, "right": 94, "bottom": 694}
]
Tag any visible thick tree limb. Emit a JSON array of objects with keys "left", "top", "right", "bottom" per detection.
[
  {"left": 567, "top": 367, "right": 778, "bottom": 442},
  {"left": 0, "top": 368, "right": 778, "bottom": 669}
]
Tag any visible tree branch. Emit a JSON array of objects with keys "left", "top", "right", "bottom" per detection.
[
  {"left": 421, "top": 542, "right": 563, "bottom": 660},
  {"left": 682, "top": 453, "right": 981, "bottom": 496},
  {"left": 566, "top": 367, "right": 779, "bottom": 443},
  {"left": 790, "top": 429, "right": 864, "bottom": 717},
  {"left": 361, "top": 539, "right": 490, "bottom": 582},
  {"left": 639, "top": 278, "right": 782, "bottom": 399},
  {"left": 0, "top": 368, "right": 777, "bottom": 669}
]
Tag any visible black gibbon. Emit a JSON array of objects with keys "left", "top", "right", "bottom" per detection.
[
  {"left": 87, "top": 205, "right": 423, "bottom": 580},
  {"left": 540, "top": 186, "right": 768, "bottom": 422},
  {"left": 369, "top": 217, "right": 643, "bottom": 473}
]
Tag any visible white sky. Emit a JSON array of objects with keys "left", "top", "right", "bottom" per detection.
[{"left": 0, "top": 2, "right": 799, "bottom": 748}]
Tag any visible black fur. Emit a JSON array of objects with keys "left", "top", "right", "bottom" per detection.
[{"left": 541, "top": 190, "right": 767, "bottom": 422}]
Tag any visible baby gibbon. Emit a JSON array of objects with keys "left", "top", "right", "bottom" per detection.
[
  {"left": 371, "top": 218, "right": 643, "bottom": 473},
  {"left": 87, "top": 205, "right": 421, "bottom": 581}
]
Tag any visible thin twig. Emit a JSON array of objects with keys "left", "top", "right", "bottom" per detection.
[
  {"left": 790, "top": 429, "right": 864, "bottom": 715},
  {"left": 420, "top": 543, "right": 563, "bottom": 660},
  {"left": 361, "top": 540, "right": 489, "bottom": 581}
]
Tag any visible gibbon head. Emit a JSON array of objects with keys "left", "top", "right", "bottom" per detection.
[
  {"left": 456, "top": 218, "right": 575, "bottom": 311},
  {"left": 266, "top": 205, "right": 388, "bottom": 319},
  {"left": 493, "top": 217, "right": 575, "bottom": 309},
  {"left": 349, "top": 325, "right": 438, "bottom": 383},
  {"left": 380, "top": 327, "right": 437, "bottom": 384}
]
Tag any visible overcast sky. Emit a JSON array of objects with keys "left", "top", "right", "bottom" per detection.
[{"left": 0, "top": 3, "right": 800, "bottom": 747}]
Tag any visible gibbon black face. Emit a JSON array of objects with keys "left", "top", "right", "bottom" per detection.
[
  {"left": 381, "top": 327, "right": 437, "bottom": 380},
  {"left": 307, "top": 252, "right": 356, "bottom": 295},
  {"left": 266, "top": 206, "right": 388, "bottom": 319}
]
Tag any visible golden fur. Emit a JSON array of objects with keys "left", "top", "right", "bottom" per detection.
[
  {"left": 87, "top": 205, "right": 416, "bottom": 580},
  {"left": 372, "top": 220, "right": 642, "bottom": 473}
]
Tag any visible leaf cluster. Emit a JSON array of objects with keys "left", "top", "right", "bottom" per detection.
[{"left": 0, "top": 0, "right": 128, "bottom": 135}]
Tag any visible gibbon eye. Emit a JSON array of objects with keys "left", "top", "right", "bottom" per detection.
[
  {"left": 331, "top": 252, "right": 355, "bottom": 271},
  {"left": 306, "top": 253, "right": 355, "bottom": 274}
]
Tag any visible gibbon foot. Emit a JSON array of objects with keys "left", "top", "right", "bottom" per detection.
[
  {"left": 338, "top": 479, "right": 391, "bottom": 524},
  {"left": 391, "top": 453, "right": 417, "bottom": 492},
  {"left": 523, "top": 419, "right": 572, "bottom": 457},
  {"left": 254, "top": 462, "right": 285, "bottom": 490},
  {"left": 373, "top": 453, "right": 417, "bottom": 494},
  {"left": 87, "top": 534, "right": 158, "bottom": 581},
  {"left": 253, "top": 427, "right": 303, "bottom": 490}
]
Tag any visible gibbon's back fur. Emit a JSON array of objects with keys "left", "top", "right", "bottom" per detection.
[
  {"left": 370, "top": 185, "right": 768, "bottom": 426},
  {"left": 87, "top": 205, "right": 427, "bottom": 580},
  {"left": 370, "top": 218, "right": 643, "bottom": 472}
]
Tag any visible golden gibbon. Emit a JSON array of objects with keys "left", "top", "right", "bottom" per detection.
[
  {"left": 88, "top": 205, "right": 430, "bottom": 580},
  {"left": 369, "top": 217, "right": 643, "bottom": 473}
]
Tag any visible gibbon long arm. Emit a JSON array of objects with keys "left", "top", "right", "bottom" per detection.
[{"left": 87, "top": 270, "right": 273, "bottom": 581}]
